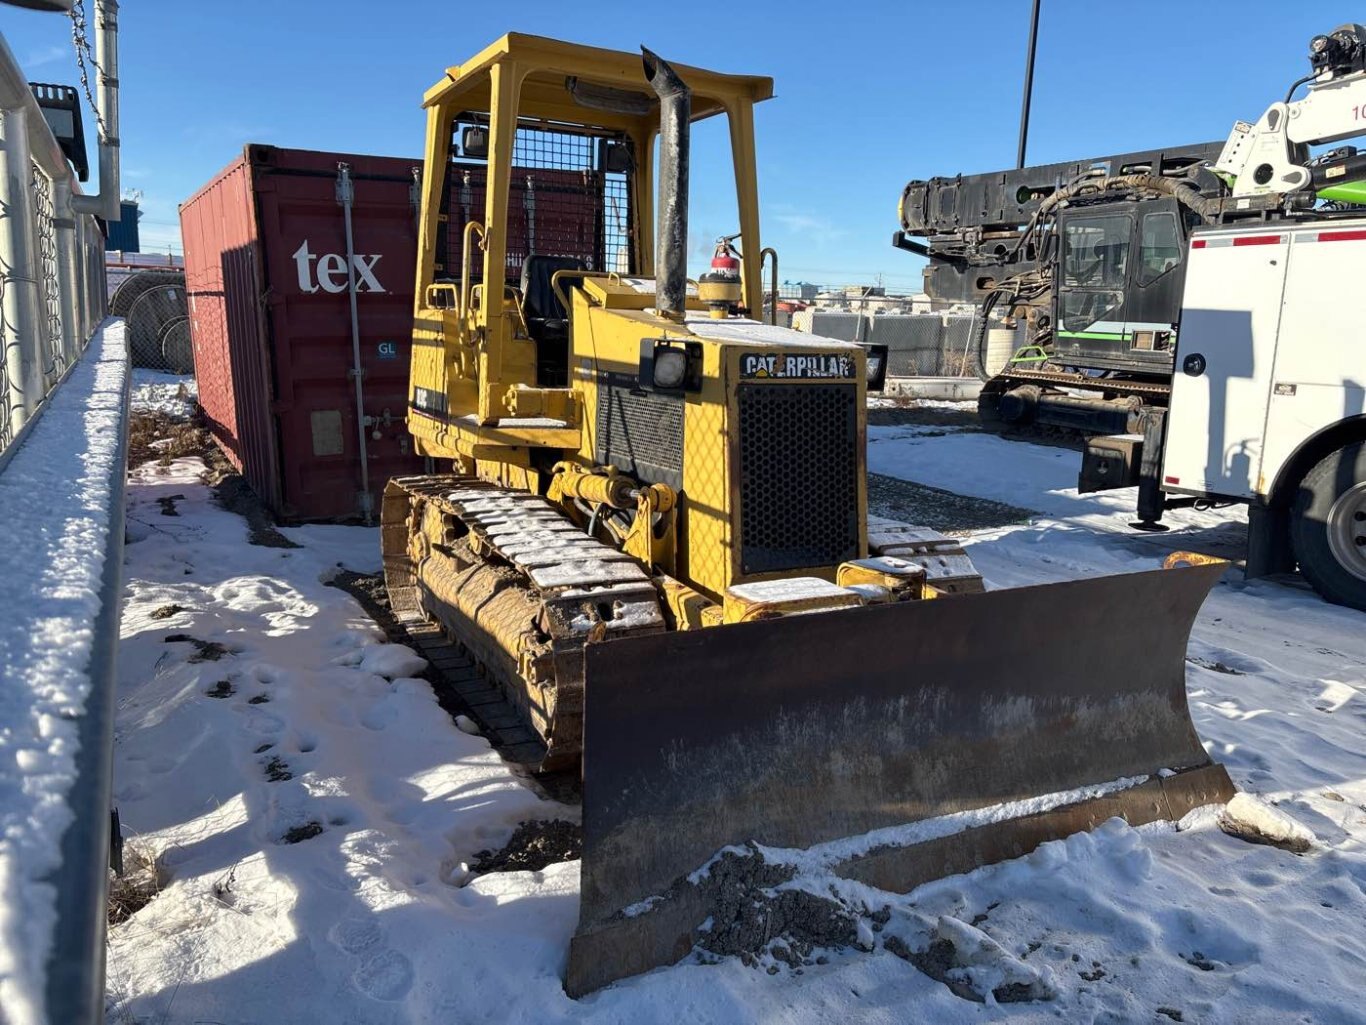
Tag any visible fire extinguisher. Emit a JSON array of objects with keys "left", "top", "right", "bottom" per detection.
[{"left": 698, "top": 233, "right": 743, "bottom": 318}]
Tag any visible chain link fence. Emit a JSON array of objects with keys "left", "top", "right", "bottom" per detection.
[{"left": 123, "top": 277, "right": 189, "bottom": 372}]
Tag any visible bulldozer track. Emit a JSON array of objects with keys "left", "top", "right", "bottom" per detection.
[
  {"left": 381, "top": 476, "right": 550, "bottom": 768},
  {"left": 381, "top": 474, "right": 665, "bottom": 774}
]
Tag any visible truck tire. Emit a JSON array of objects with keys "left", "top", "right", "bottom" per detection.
[{"left": 1290, "top": 441, "right": 1366, "bottom": 612}]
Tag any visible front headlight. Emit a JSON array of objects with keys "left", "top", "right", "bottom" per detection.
[{"left": 653, "top": 348, "right": 688, "bottom": 390}]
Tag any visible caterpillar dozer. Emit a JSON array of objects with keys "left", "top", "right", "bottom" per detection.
[{"left": 383, "top": 35, "right": 1235, "bottom": 995}]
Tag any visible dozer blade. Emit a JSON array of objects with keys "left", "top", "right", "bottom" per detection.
[{"left": 565, "top": 561, "right": 1234, "bottom": 995}]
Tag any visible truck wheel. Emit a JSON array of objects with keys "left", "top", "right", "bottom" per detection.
[{"left": 1290, "top": 441, "right": 1366, "bottom": 612}]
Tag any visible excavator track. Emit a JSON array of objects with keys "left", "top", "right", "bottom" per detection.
[
  {"left": 381, "top": 474, "right": 666, "bottom": 772},
  {"left": 993, "top": 367, "right": 1173, "bottom": 399}
]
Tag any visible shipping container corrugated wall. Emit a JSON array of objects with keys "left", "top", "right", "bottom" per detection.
[{"left": 181, "top": 144, "right": 425, "bottom": 520}]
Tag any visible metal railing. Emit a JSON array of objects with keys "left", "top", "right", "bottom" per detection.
[
  {"left": 0, "top": 8, "right": 122, "bottom": 1025},
  {"left": 0, "top": 116, "right": 108, "bottom": 456}
]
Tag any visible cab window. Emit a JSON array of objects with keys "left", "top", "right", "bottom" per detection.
[{"left": 1137, "top": 211, "right": 1181, "bottom": 286}]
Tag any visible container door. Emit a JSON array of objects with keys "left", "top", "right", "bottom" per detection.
[
  {"left": 252, "top": 150, "right": 424, "bottom": 520},
  {"left": 1162, "top": 231, "right": 1290, "bottom": 498}
]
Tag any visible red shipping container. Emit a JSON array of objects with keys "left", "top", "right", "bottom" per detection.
[{"left": 181, "top": 144, "right": 424, "bottom": 521}]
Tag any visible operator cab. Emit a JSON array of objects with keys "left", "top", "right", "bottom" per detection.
[
  {"left": 1054, "top": 196, "right": 1192, "bottom": 373},
  {"left": 439, "top": 114, "right": 634, "bottom": 387}
]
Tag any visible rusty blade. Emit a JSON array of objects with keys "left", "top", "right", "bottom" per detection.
[{"left": 569, "top": 561, "right": 1228, "bottom": 992}]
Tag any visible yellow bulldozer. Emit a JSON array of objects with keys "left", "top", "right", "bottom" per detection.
[{"left": 382, "top": 35, "right": 1235, "bottom": 995}]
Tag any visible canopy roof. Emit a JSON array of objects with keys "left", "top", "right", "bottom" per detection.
[{"left": 423, "top": 34, "right": 774, "bottom": 133}]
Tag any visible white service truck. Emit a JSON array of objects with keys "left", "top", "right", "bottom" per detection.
[
  {"left": 1161, "top": 219, "right": 1366, "bottom": 610},
  {"left": 1062, "top": 23, "right": 1366, "bottom": 612}
]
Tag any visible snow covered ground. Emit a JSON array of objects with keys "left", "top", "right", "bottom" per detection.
[
  {"left": 129, "top": 369, "right": 197, "bottom": 419},
  {"left": 105, "top": 409, "right": 1366, "bottom": 1024}
]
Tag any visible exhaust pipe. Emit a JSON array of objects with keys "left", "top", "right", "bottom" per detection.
[{"left": 641, "top": 47, "right": 689, "bottom": 321}]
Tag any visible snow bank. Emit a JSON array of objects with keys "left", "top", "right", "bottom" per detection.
[
  {"left": 0, "top": 321, "right": 129, "bottom": 1024},
  {"left": 129, "top": 369, "right": 196, "bottom": 419},
  {"left": 1219, "top": 792, "right": 1316, "bottom": 853}
]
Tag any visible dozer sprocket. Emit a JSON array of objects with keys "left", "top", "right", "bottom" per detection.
[{"left": 381, "top": 475, "right": 666, "bottom": 771}]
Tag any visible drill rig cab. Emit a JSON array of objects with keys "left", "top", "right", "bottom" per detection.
[{"left": 385, "top": 35, "right": 1233, "bottom": 995}]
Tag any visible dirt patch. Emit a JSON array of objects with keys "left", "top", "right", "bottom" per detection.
[
  {"left": 108, "top": 845, "right": 169, "bottom": 926},
  {"left": 868, "top": 472, "right": 1035, "bottom": 534},
  {"left": 149, "top": 604, "right": 188, "bottom": 620},
  {"left": 264, "top": 756, "right": 292, "bottom": 782},
  {"left": 868, "top": 398, "right": 1089, "bottom": 453},
  {"left": 887, "top": 935, "right": 981, "bottom": 1000},
  {"left": 868, "top": 402, "right": 983, "bottom": 431},
  {"left": 693, "top": 847, "right": 858, "bottom": 969},
  {"left": 281, "top": 822, "right": 323, "bottom": 845},
  {"left": 1182, "top": 951, "right": 1218, "bottom": 971},
  {"left": 128, "top": 408, "right": 211, "bottom": 470},
  {"left": 1157, "top": 1008, "right": 1185, "bottom": 1022},
  {"left": 884, "top": 931, "right": 1045, "bottom": 1004},
  {"left": 165, "top": 634, "right": 231, "bottom": 663},
  {"left": 472, "top": 819, "right": 582, "bottom": 874},
  {"left": 207, "top": 472, "right": 300, "bottom": 549},
  {"left": 248, "top": 694, "right": 270, "bottom": 705},
  {"left": 1186, "top": 656, "right": 1245, "bottom": 676},
  {"left": 205, "top": 680, "right": 234, "bottom": 699},
  {"left": 129, "top": 408, "right": 303, "bottom": 548},
  {"left": 327, "top": 570, "right": 405, "bottom": 642}
]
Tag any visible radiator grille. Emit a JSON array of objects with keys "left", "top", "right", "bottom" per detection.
[
  {"left": 595, "top": 381, "right": 684, "bottom": 489},
  {"left": 737, "top": 384, "right": 859, "bottom": 575}
]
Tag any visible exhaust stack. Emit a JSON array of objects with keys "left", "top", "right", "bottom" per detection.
[{"left": 642, "top": 47, "right": 689, "bottom": 321}]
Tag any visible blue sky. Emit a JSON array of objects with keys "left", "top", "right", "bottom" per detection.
[{"left": 2, "top": 0, "right": 1347, "bottom": 290}]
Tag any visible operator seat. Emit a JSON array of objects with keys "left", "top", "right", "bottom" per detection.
[{"left": 521, "top": 254, "right": 588, "bottom": 389}]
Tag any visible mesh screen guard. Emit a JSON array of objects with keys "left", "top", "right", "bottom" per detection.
[{"left": 437, "top": 116, "right": 634, "bottom": 284}]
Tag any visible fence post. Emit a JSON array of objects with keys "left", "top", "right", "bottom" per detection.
[
  {"left": 51, "top": 177, "right": 80, "bottom": 367},
  {"left": 0, "top": 106, "right": 47, "bottom": 434}
]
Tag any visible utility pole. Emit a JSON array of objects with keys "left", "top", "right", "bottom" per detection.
[{"left": 1016, "top": 0, "right": 1042, "bottom": 168}]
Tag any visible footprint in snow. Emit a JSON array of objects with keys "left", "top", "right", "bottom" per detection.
[
  {"left": 360, "top": 699, "right": 397, "bottom": 732},
  {"left": 243, "top": 708, "right": 284, "bottom": 735},
  {"left": 330, "top": 917, "right": 383, "bottom": 954},
  {"left": 352, "top": 950, "right": 414, "bottom": 1001}
]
